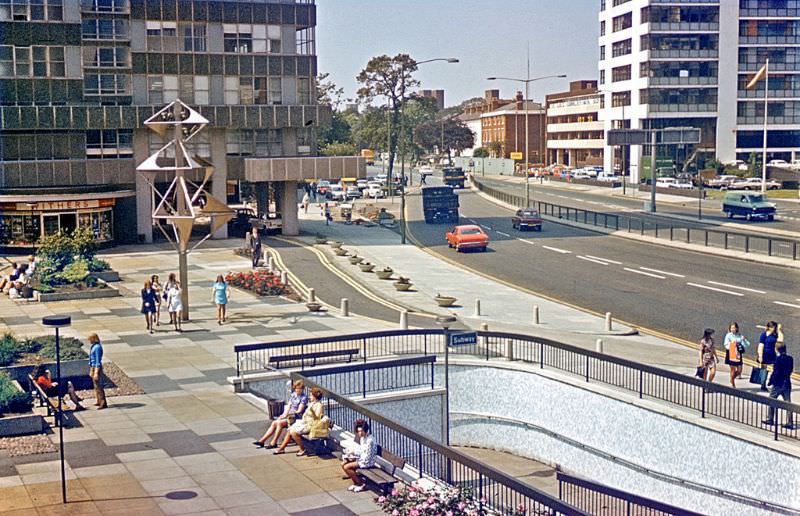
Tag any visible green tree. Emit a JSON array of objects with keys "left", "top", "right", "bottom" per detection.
[
  {"left": 320, "top": 141, "right": 358, "bottom": 156},
  {"left": 357, "top": 54, "right": 419, "bottom": 181},
  {"left": 397, "top": 97, "right": 438, "bottom": 164},
  {"left": 413, "top": 117, "right": 475, "bottom": 163},
  {"left": 473, "top": 147, "right": 490, "bottom": 158},
  {"left": 486, "top": 141, "right": 503, "bottom": 158}
]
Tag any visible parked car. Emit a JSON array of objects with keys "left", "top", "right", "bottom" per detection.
[
  {"left": 373, "top": 174, "right": 388, "bottom": 183},
  {"left": 345, "top": 186, "right": 361, "bottom": 200},
  {"left": 227, "top": 207, "right": 257, "bottom": 237},
  {"left": 511, "top": 209, "right": 543, "bottom": 231},
  {"left": 363, "top": 182, "right": 384, "bottom": 199},
  {"left": 790, "top": 160, "right": 800, "bottom": 171},
  {"left": 596, "top": 173, "right": 620, "bottom": 183},
  {"left": 446, "top": 225, "right": 489, "bottom": 252},
  {"left": 768, "top": 159, "right": 791, "bottom": 168},
  {"left": 328, "top": 184, "right": 346, "bottom": 201},
  {"left": 656, "top": 177, "right": 693, "bottom": 189},
  {"left": 418, "top": 165, "right": 434, "bottom": 178},
  {"left": 356, "top": 179, "right": 369, "bottom": 191},
  {"left": 316, "top": 180, "right": 332, "bottom": 197},
  {"left": 706, "top": 175, "right": 739, "bottom": 189},
  {"left": 722, "top": 192, "right": 776, "bottom": 221},
  {"left": 728, "top": 178, "right": 781, "bottom": 190}
]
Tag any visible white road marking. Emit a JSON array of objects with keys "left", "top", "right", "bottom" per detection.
[
  {"left": 516, "top": 238, "right": 537, "bottom": 246},
  {"left": 496, "top": 231, "right": 510, "bottom": 237},
  {"left": 577, "top": 256, "right": 609, "bottom": 265},
  {"left": 706, "top": 281, "right": 766, "bottom": 294},
  {"left": 480, "top": 225, "right": 492, "bottom": 230},
  {"left": 468, "top": 218, "right": 477, "bottom": 224},
  {"left": 774, "top": 301, "right": 800, "bottom": 309},
  {"left": 686, "top": 282, "right": 744, "bottom": 296},
  {"left": 585, "top": 255, "right": 622, "bottom": 265},
  {"left": 542, "top": 245, "right": 572, "bottom": 254},
  {"left": 623, "top": 267, "right": 665, "bottom": 279},
  {"left": 639, "top": 267, "right": 685, "bottom": 278}
]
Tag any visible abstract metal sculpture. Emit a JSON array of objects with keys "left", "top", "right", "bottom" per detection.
[{"left": 137, "top": 99, "right": 233, "bottom": 320}]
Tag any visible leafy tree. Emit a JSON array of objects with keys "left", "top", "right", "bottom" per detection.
[
  {"left": 320, "top": 141, "right": 358, "bottom": 156},
  {"left": 397, "top": 97, "right": 438, "bottom": 163},
  {"left": 486, "top": 141, "right": 503, "bottom": 158},
  {"left": 357, "top": 54, "right": 419, "bottom": 181},
  {"left": 473, "top": 147, "right": 490, "bottom": 158},
  {"left": 414, "top": 117, "right": 475, "bottom": 163},
  {"left": 350, "top": 105, "right": 391, "bottom": 154},
  {"left": 317, "top": 72, "right": 346, "bottom": 108}
]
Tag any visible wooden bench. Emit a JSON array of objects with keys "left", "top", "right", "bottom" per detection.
[
  {"left": 357, "top": 446, "right": 406, "bottom": 495},
  {"left": 28, "top": 374, "right": 58, "bottom": 426},
  {"left": 300, "top": 419, "right": 335, "bottom": 456},
  {"left": 268, "top": 348, "right": 359, "bottom": 369}
]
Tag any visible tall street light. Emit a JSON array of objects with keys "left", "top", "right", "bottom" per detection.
[
  {"left": 487, "top": 74, "right": 566, "bottom": 206},
  {"left": 399, "top": 57, "right": 459, "bottom": 245},
  {"left": 42, "top": 315, "right": 71, "bottom": 504}
]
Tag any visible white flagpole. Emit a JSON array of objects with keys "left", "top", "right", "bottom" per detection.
[{"left": 761, "top": 59, "right": 769, "bottom": 194}]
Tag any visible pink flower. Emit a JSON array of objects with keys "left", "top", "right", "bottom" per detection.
[
  {"left": 458, "top": 502, "right": 466, "bottom": 510},
  {"left": 378, "top": 496, "right": 386, "bottom": 504},
  {"left": 392, "top": 511, "right": 399, "bottom": 516},
  {"left": 391, "top": 489, "right": 398, "bottom": 497},
  {"left": 409, "top": 510, "right": 420, "bottom": 516},
  {"left": 428, "top": 496, "right": 435, "bottom": 504}
]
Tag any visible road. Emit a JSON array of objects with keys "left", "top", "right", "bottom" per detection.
[
  {"left": 475, "top": 175, "right": 800, "bottom": 235},
  {"left": 405, "top": 177, "right": 800, "bottom": 361}
]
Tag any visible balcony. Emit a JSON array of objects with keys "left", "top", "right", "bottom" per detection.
[
  {"left": 546, "top": 138, "right": 604, "bottom": 150},
  {"left": 739, "top": 35, "right": 800, "bottom": 45},
  {"left": 648, "top": 76, "right": 717, "bottom": 86},
  {"left": 648, "top": 22, "right": 719, "bottom": 32},
  {"left": 648, "top": 48, "right": 718, "bottom": 59},
  {"left": 244, "top": 156, "right": 366, "bottom": 182},
  {"left": 648, "top": 102, "right": 717, "bottom": 113},
  {"left": 546, "top": 121, "right": 605, "bottom": 133}
]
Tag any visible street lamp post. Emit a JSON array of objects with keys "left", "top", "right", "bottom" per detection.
[
  {"left": 399, "top": 57, "right": 458, "bottom": 245},
  {"left": 42, "top": 315, "right": 72, "bottom": 504},
  {"left": 488, "top": 74, "right": 566, "bottom": 207}
]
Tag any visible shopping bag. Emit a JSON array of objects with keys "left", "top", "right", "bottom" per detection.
[{"left": 749, "top": 367, "right": 765, "bottom": 385}]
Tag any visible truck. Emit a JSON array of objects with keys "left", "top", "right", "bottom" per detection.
[
  {"left": 360, "top": 149, "right": 375, "bottom": 165},
  {"left": 422, "top": 186, "right": 459, "bottom": 224},
  {"left": 442, "top": 167, "right": 466, "bottom": 189}
]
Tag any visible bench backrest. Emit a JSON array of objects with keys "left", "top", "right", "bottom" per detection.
[{"left": 377, "top": 445, "right": 406, "bottom": 473}]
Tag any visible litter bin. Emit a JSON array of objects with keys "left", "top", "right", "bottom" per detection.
[{"left": 267, "top": 399, "right": 285, "bottom": 419}]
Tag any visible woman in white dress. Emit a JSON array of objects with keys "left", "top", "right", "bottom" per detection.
[{"left": 166, "top": 280, "right": 183, "bottom": 332}]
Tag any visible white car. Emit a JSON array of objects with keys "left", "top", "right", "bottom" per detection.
[
  {"left": 791, "top": 160, "right": 800, "bottom": 171},
  {"left": 768, "top": 159, "right": 791, "bottom": 168},
  {"left": 656, "top": 177, "right": 693, "bottom": 190},
  {"left": 418, "top": 165, "right": 434, "bottom": 177},
  {"left": 328, "top": 184, "right": 346, "bottom": 201},
  {"left": 706, "top": 175, "right": 739, "bottom": 189},
  {"left": 363, "top": 182, "right": 384, "bottom": 199},
  {"left": 356, "top": 179, "right": 369, "bottom": 191},
  {"left": 728, "top": 177, "right": 781, "bottom": 190},
  {"left": 596, "top": 173, "right": 620, "bottom": 183},
  {"left": 373, "top": 174, "right": 388, "bottom": 183}
]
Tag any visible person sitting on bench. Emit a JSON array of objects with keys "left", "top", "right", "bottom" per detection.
[
  {"left": 253, "top": 380, "right": 307, "bottom": 449},
  {"left": 274, "top": 387, "right": 327, "bottom": 456},
  {"left": 33, "top": 364, "right": 85, "bottom": 411},
  {"left": 342, "top": 419, "right": 377, "bottom": 493}
]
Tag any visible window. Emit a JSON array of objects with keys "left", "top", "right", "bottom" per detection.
[
  {"left": 14, "top": 46, "right": 30, "bottom": 76},
  {"left": 146, "top": 21, "right": 178, "bottom": 51},
  {"left": 84, "top": 46, "right": 129, "bottom": 67},
  {"left": 0, "top": 0, "right": 62, "bottom": 21},
  {"left": 179, "top": 75, "right": 193, "bottom": 103},
  {"left": 611, "top": 91, "right": 630, "bottom": 107},
  {"left": 82, "top": 19, "right": 128, "bottom": 40},
  {"left": 224, "top": 76, "right": 239, "bottom": 104},
  {"left": 255, "top": 129, "right": 282, "bottom": 156},
  {"left": 147, "top": 75, "right": 177, "bottom": 103},
  {"left": 86, "top": 129, "right": 132, "bottom": 158},
  {"left": 600, "top": 0, "right": 605, "bottom": 11},
  {"left": 182, "top": 23, "right": 206, "bottom": 52},
  {"left": 194, "top": 75, "right": 209, "bottom": 104},
  {"left": 612, "top": 64, "right": 631, "bottom": 82},
  {"left": 297, "top": 128, "right": 312, "bottom": 156},
  {"left": 224, "top": 24, "right": 281, "bottom": 53},
  {"left": 600, "top": 45, "right": 605, "bottom": 61},
  {"left": 297, "top": 77, "right": 311, "bottom": 104},
  {"left": 226, "top": 130, "right": 254, "bottom": 156},
  {"left": 239, "top": 77, "right": 253, "bottom": 104},
  {"left": 612, "top": 38, "right": 632, "bottom": 57},
  {"left": 80, "top": 0, "right": 127, "bottom": 13},
  {"left": 84, "top": 73, "right": 129, "bottom": 95},
  {"left": 224, "top": 24, "right": 253, "bottom": 53},
  {"left": 254, "top": 77, "right": 268, "bottom": 104},
  {"left": 269, "top": 77, "right": 282, "bottom": 104},
  {"left": 600, "top": 21, "right": 606, "bottom": 36},
  {"left": 599, "top": 69, "right": 605, "bottom": 85},
  {"left": 613, "top": 12, "right": 632, "bottom": 32}
]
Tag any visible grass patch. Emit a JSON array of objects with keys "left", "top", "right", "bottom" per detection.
[
  {"left": 0, "top": 372, "right": 32, "bottom": 415},
  {"left": 0, "top": 333, "right": 87, "bottom": 367},
  {"left": 703, "top": 189, "right": 799, "bottom": 200}
]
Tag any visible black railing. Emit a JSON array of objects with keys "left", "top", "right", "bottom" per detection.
[
  {"left": 237, "top": 330, "right": 799, "bottom": 442},
  {"left": 291, "top": 372, "right": 586, "bottom": 516},
  {"left": 557, "top": 470, "right": 705, "bottom": 516},
  {"left": 298, "top": 356, "right": 436, "bottom": 398},
  {"left": 473, "top": 177, "right": 800, "bottom": 261}
]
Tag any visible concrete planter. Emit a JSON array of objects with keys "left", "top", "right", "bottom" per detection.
[
  {"left": 359, "top": 263, "right": 375, "bottom": 273},
  {"left": 434, "top": 295, "right": 457, "bottom": 307},
  {"left": 348, "top": 256, "right": 363, "bottom": 265},
  {"left": 333, "top": 248, "right": 348, "bottom": 256},
  {"left": 376, "top": 269, "right": 394, "bottom": 280},
  {"left": 90, "top": 270, "right": 120, "bottom": 282},
  {"left": 393, "top": 281, "right": 413, "bottom": 292},
  {"left": 329, "top": 241, "right": 343, "bottom": 249},
  {"left": 1, "top": 359, "right": 88, "bottom": 385},
  {"left": 306, "top": 302, "right": 323, "bottom": 312},
  {"left": 0, "top": 413, "right": 46, "bottom": 437},
  {"left": 37, "top": 281, "right": 120, "bottom": 303}
]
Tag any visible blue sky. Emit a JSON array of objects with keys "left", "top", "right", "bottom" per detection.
[{"left": 316, "top": 0, "right": 599, "bottom": 107}]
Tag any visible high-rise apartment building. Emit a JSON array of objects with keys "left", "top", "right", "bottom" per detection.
[
  {"left": 598, "top": 0, "right": 799, "bottom": 182},
  {"left": 419, "top": 89, "right": 445, "bottom": 111},
  {"left": 0, "top": 0, "right": 357, "bottom": 248}
]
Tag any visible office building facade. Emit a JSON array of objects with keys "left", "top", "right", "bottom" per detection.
[
  {"left": 0, "top": 0, "right": 356, "bottom": 247},
  {"left": 598, "top": 0, "right": 799, "bottom": 182},
  {"left": 546, "top": 80, "right": 604, "bottom": 167}
]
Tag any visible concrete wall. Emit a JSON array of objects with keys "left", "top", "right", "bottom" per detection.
[
  {"left": 452, "top": 157, "right": 516, "bottom": 176},
  {"left": 436, "top": 364, "right": 800, "bottom": 514}
]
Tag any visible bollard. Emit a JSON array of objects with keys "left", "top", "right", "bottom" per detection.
[
  {"left": 399, "top": 310, "right": 408, "bottom": 330},
  {"left": 533, "top": 305, "right": 540, "bottom": 325},
  {"left": 267, "top": 255, "right": 274, "bottom": 272},
  {"left": 605, "top": 312, "right": 612, "bottom": 332},
  {"left": 474, "top": 299, "right": 481, "bottom": 317},
  {"left": 280, "top": 271, "right": 288, "bottom": 286},
  {"left": 596, "top": 339, "right": 604, "bottom": 353},
  {"left": 340, "top": 298, "right": 349, "bottom": 317},
  {"left": 308, "top": 288, "right": 316, "bottom": 303}
]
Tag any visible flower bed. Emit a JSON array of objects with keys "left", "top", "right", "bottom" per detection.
[
  {"left": 225, "top": 270, "right": 290, "bottom": 297},
  {"left": 377, "top": 483, "right": 517, "bottom": 516}
]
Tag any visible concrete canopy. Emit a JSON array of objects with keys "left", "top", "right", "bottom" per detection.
[{"left": 244, "top": 156, "right": 366, "bottom": 183}]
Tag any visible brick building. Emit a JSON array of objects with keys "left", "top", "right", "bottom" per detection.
[
  {"left": 479, "top": 90, "right": 546, "bottom": 164},
  {"left": 546, "top": 80, "right": 604, "bottom": 167}
]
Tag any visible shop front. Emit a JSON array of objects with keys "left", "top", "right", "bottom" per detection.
[{"left": 0, "top": 192, "right": 135, "bottom": 248}]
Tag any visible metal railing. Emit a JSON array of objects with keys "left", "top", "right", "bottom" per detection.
[
  {"left": 298, "top": 356, "right": 436, "bottom": 398},
  {"left": 557, "top": 470, "right": 705, "bottom": 516},
  {"left": 291, "top": 372, "right": 586, "bottom": 516},
  {"left": 237, "top": 329, "right": 799, "bottom": 442},
  {"left": 473, "top": 177, "right": 800, "bottom": 261}
]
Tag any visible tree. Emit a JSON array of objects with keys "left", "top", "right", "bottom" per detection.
[
  {"left": 316, "top": 73, "right": 354, "bottom": 152},
  {"left": 473, "top": 147, "right": 490, "bottom": 158},
  {"left": 398, "top": 97, "right": 438, "bottom": 164},
  {"left": 317, "top": 72, "right": 345, "bottom": 108},
  {"left": 320, "top": 141, "right": 357, "bottom": 157},
  {"left": 357, "top": 54, "right": 419, "bottom": 181},
  {"left": 486, "top": 141, "right": 503, "bottom": 158},
  {"left": 414, "top": 117, "right": 475, "bottom": 163}
]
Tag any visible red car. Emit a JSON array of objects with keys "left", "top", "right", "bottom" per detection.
[{"left": 446, "top": 225, "right": 489, "bottom": 252}]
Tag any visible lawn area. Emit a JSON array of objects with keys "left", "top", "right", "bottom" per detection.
[{"left": 704, "top": 189, "right": 799, "bottom": 200}]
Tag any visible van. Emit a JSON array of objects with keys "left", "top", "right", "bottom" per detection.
[{"left": 721, "top": 192, "right": 776, "bottom": 221}]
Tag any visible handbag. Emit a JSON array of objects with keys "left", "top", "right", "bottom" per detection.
[
  {"left": 749, "top": 366, "right": 766, "bottom": 385},
  {"left": 695, "top": 366, "right": 706, "bottom": 379}
]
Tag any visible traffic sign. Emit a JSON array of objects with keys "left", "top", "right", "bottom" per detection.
[
  {"left": 510, "top": 152, "right": 523, "bottom": 160},
  {"left": 449, "top": 331, "right": 478, "bottom": 347}
]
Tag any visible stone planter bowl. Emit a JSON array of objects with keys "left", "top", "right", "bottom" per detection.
[
  {"left": 375, "top": 269, "right": 394, "bottom": 280},
  {"left": 306, "top": 302, "right": 323, "bottom": 312},
  {"left": 314, "top": 237, "right": 328, "bottom": 245},
  {"left": 330, "top": 241, "right": 343, "bottom": 249},
  {"left": 359, "top": 263, "right": 375, "bottom": 273},
  {"left": 393, "top": 281, "right": 413, "bottom": 292},
  {"left": 434, "top": 295, "right": 457, "bottom": 307},
  {"left": 349, "top": 256, "right": 364, "bottom": 265},
  {"left": 333, "top": 248, "right": 348, "bottom": 256}
]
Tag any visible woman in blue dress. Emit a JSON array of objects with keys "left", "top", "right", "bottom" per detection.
[
  {"left": 141, "top": 279, "right": 158, "bottom": 333},
  {"left": 211, "top": 274, "right": 230, "bottom": 325}
]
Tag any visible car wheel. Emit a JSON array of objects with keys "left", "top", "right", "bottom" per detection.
[
  {"left": 455, "top": 246, "right": 461, "bottom": 253},
  {"left": 746, "top": 213, "right": 752, "bottom": 221},
  {"left": 726, "top": 212, "right": 733, "bottom": 219},
  {"left": 768, "top": 214, "right": 775, "bottom": 222},
  {"left": 481, "top": 246, "right": 487, "bottom": 252}
]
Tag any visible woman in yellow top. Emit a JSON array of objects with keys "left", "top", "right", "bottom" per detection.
[{"left": 273, "top": 387, "right": 329, "bottom": 456}]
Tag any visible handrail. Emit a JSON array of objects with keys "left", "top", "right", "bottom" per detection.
[
  {"left": 300, "top": 355, "right": 435, "bottom": 377},
  {"left": 292, "top": 372, "right": 587, "bottom": 515}
]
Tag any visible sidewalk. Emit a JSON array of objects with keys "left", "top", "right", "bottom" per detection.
[{"left": 0, "top": 243, "right": 384, "bottom": 515}]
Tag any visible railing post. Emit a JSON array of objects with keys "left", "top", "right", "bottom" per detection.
[
  {"left": 745, "top": 235, "right": 750, "bottom": 254},
  {"left": 704, "top": 230, "right": 709, "bottom": 247},
  {"left": 686, "top": 227, "right": 691, "bottom": 244},
  {"left": 362, "top": 338, "right": 367, "bottom": 363},
  {"left": 669, "top": 226, "right": 673, "bottom": 241},
  {"left": 615, "top": 215, "right": 619, "bottom": 231},
  {"left": 701, "top": 387, "right": 706, "bottom": 418},
  {"left": 417, "top": 442, "right": 423, "bottom": 474},
  {"left": 540, "top": 341, "right": 544, "bottom": 368},
  {"left": 655, "top": 223, "right": 659, "bottom": 238},
  {"left": 794, "top": 241, "right": 798, "bottom": 260},
  {"left": 724, "top": 232, "right": 728, "bottom": 250},
  {"left": 430, "top": 361, "right": 435, "bottom": 390},
  {"left": 300, "top": 343, "right": 305, "bottom": 370},
  {"left": 235, "top": 352, "right": 240, "bottom": 377},
  {"left": 640, "top": 220, "right": 644, "bottom": 236},
  {"left": 775, "top": 409, "right": 780, "bottom": 441},
  {"left": 627, "top": 217, "right": 631, "bottom": 232},
  {"left": 584, "top": 210, "right": 588, "bottom": 224},
  {"left": 639, "top": 370, "right": 643, "bottom": 399},
  {"left": 585, "top": 354, "right": 589, "bottom": 382},
  {"left": 593, "top": 212, "right": 597, "bottom": 225},
  {"left": 768, "top": 239, "right": 772, "bottom": 256},
  {"left": 362, "top": 369, "right": 367, "bottom": 399}
]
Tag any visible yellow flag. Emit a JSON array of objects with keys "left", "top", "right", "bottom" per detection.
[{"left": 746, "top": 62, "right": 768, "bottom": 90}]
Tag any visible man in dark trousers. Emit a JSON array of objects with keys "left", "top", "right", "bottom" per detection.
[
  {"left": 250, "top": 227, "right": 262, "bottom": 268},
  {"left": 763, "top": 338, "right": 794, "bottom": 429}
]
